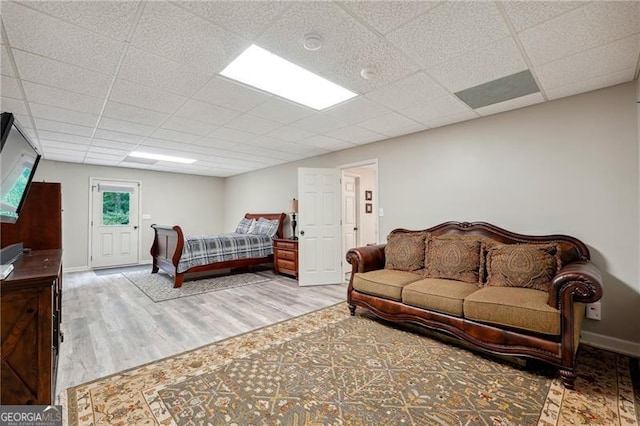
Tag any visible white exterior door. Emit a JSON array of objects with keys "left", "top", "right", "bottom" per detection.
[
  {"left": 298, "top": 167, "right": 341, "bottom": 286},
  {"left": 91, "top": 179, "right": 140, "bottom": 268},
  {"left": 342, "top": 174, "right": 358, "bottom": 279}
]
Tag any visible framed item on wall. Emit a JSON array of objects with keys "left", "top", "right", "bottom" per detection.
[
  {"left": 365, "top": 203, "right": 372, "bottom": 214},
  {"left": 365, "top": 190, "right": 372, "bottom": 201}
]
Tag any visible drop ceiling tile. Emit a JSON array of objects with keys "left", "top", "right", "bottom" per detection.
[
  {"left": 29, "top": 103, "right": 98, "bottom": 127},
  {"left": 427, "top": 37, "right": 528, "bottom": 92},
  {"left": 257, "top": 2, "right": 417, "bottom": 94},
  {"left": 131, "top": 1, "right": 248, "bottom": 74},
  {"left": 386, "top": 2, "right": 510, "bottom": 67},
  {"left": 102, "top": 102, "right": 169, "bottom": 127},
  {"left": 365, "top": 72, "right": 449, "bottom": 111},
  {"left": 87, "top": 146, "right": 130, "bottom": 156},
  {"left": 338, "top": 1, "right": 439, "bottom": 35},
  {"left": 536, "top": 35, "right": 640, "bottom": 90},
  {"left": 150, "top": 128, "right": 200, "bottom": 144},
  {"left": 118, "top": 47, "right": 213, "bottom": 97},
  {"left": 325, "top": 125, "right": 384, "bottom": 145},
  {"left": 161, "top": 116, "right": 218, "bottom": 136},
  {"left": 13, "top": 114, "right": 33, "bottom": 128},
  {"left": 92, "top": 138, "right": 138, "bottom": 151},
  {"left": 20, "top": 0, "right": 140, "bottom": 40},
  {"left": 41, "top": 147, "right": 87, "bottom": 157},
  {"left": 1, "top": 97, "right": 29, "bottom": 115},
  {"left": 142, "top": 138, "right": 194, "bottom": 151},
  {"left": 502, "top": 1, "right": 587, "bottom": 32},
  {"left": 85, "top": 152, "right": 124, "bottom": 161},
  {"left": 98, "top": 117, "right": 155, "bottom": 137},
  {"left": 519, "top": 1, "right": 640, "bottom": 66},
  {"left": 177, "top": 1, "right": 292, "bottom": 39},
  {"left": 39, "top": 139, "right": 89, "bottom": 151},
  {"left": 192, "top": 76, "right": 272, "bottom": 113},
  {"left": 174, "top": 99, "right": 240, "bottom": 126},
  {"left": 383, "top": 123, "right": 428, "bottom": 139},
  {"left": 93, "top": 129, "right": 144, "bottom": 144},
  {"left": 289, "top": 143, "right": 331, "bottom": 157},
  {"left": 422, "top": 110, "right": 479, "bottom": 129},
  {"left": 248, "top": 98, "right": 315, "bottom": 124},
  {"left": 22, "top": 81, "right": 104, "bottom": 115},
  {"left": 225, "top": 114, "right": 282, "bottom": 135},
  {"left": 1, "top": 75, "right": 23, "bottom": 99},
  {"left": 2, "top": 2, "right": 124, "bottom": 74},
  {"left": 38, "top": 130, "right": 91, "bottom": 145},
  {"left": 34, "top": 118, "right": 94, "bottom": 137},
  {"left": 291, "top": 114, "right": 347, "bottom": 134},
  {"left": 547, "top": 68, "right": 636, "bottom": 100},
  {"left": 357, "top": 112, "right": 423, "bottom": 136},
  {"left": 110, "top": 79, "right": 188, "bottom": 114},
  {"left": 195, "top": 136, "right": 245, "bottom": 151},
  {"left": 475, "top": 92, "right": 545, "bottom": 117},
  {"left": 400, "top": 96, "right": 470, "bottom": 125},
  {"left": 324, "top": 97, "right": 391, "bottom": 124},
  {"left": 299, "top": 134, "right": 356, "bottom": 151},
  {"left": 267, "top": 125, "right": 315, "bottom": 142},
  {"left": 1, "top": 45, "right": 16, "bottom": 77},
  {"left": 13, "top": 49, "right": 111, "bottom": 98},
  {"left": 209, "top": 127, "right": 256, "bottom": 143}
]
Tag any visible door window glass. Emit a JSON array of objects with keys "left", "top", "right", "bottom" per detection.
[{"left": 102, "top": 192, "right": 130, "bottom": 225}]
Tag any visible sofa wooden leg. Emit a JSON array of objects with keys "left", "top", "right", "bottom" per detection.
[
  {"left": 559, "top": 368, "right": 576, "bottom": 390},
  {"left": 174, "top": 273, "right": 184, "bottom": 289},
  {"left": 348, "top": 304, "right": 356, "bottom": 316}
]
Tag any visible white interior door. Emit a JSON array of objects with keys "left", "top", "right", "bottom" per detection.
[
  {"left": 298, "top": 167, "right": 341, "bottom": 286},
  {"left": 91, "top": 179, "right": 140, "bottom": 268},
  {"left": 342, "top": 174, "right": 358, "bottom": 279}
]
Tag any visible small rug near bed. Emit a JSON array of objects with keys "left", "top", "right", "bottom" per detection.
[
  {"left": 123, "top": 271, "right": 269, "bottom": 302},
  {"left": 65, "top": 303, "right": 638, "bottom": 425}
]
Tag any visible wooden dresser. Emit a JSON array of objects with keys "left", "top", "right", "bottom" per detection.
[
  {"left": 0, "top": 182, "right": 63, "bottom": 405},
  {"left": 273, "top": 238, "right": 298, "bottom": 279}
]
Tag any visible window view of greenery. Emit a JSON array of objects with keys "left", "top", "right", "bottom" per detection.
[
  {"left": 0, "top": 167, "right": 30, "bottom": 219},
  {"left": 102, "top": 192, "right": 130, "bottom": 225}
]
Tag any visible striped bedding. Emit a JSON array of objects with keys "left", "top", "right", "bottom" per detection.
[{"left": 177, "top": 232, "right": 273, "bottom": 273}]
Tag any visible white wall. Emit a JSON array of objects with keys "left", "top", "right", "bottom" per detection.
[
  {"left": 224, "top": 82, "right": 640, "bottom": 348},
  {"left": 34, "top": 161, "right": 225, "bottom": 270}
]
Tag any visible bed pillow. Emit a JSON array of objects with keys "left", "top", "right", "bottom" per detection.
[
  {"left": 235, "top": 217, "right": 255, "bottom": 234},
  {"left": 250, "top": 218, "right": 279, "bottom": 238},
  {"left": 486, "top": 243, "right": 561, "bottom": 292}
]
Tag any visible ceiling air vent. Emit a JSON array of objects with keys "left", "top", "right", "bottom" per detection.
[{"left": 455, "top": 70, "right": 540, "bottom": 109}]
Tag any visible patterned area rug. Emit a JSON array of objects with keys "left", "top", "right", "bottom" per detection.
[
  {"left": 123, "top": 270, "right": 269, "bottom": 302},
  {"left": 66, "top": 303, "right": 638, "bottom": 425}
]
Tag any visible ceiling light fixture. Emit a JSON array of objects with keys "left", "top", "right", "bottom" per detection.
[
  {"left": 220, "top": 44, "right": 357, "bottom": 110},
  {"left": 303, "top": 33, "right": 323, "bottom": 51},
  {"left": 129, "top": 151, "right": 196, "bottom": 164}
]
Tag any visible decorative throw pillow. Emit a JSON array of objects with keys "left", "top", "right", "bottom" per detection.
[
  {"left": 486, "top": 243, "right": 561, "bottom": 292},
  {"left": 235, "top": 217, "right": 255, "bottom": 234},
  {"left": 385, "top": 231, "right": 428, "bottom": 272},
  {"left": 250, "top": 218, "right": 279, "bottom": 238},
  {"left": 425, "top": 235, "right": 482, "bottom": 283}
]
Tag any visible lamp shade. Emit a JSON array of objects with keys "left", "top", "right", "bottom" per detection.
[{"left": 289, "top": 198, "right": 298, "bottom": 213}]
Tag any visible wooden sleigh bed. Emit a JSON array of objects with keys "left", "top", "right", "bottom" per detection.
[{"left": 150, "top": 213, "right": 286, "bottom": 288}]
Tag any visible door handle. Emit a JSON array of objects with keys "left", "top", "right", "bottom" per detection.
[
  {"left": 300, "top": 230, "right": 305, "bottom": 236},
  {"left": 353, "top": 227, "right": 358, "bottom": 231},
  {"left": 134, "top": 225, "right": 138, "bottom": 230}
]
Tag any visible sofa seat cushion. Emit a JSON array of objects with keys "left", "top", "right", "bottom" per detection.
[
  {"left": 353, "top": 270, "right": 422, "bottom": 301},
  {"left": 463, "top": 287, "right": 560, "bottom": 335},
  {"left": 403, "top": 278, "right": 480, "bottom": 317}
]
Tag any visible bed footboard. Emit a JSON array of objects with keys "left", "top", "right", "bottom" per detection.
[{"left": 150, "top": 224, "right": 185, "bottom": 288}]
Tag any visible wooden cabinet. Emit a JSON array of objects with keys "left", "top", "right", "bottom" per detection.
[
  {"left": 273, "top": 239, "right": 298, "bottom": 279},
  {"left": 1, "top": 250, "right": 63, "bottom": 405}
]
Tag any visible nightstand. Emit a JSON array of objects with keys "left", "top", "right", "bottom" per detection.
[{"left": 273, "top": 238, "right": 298, "bottom": 279}]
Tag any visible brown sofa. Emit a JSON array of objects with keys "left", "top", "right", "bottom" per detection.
[{"left": 346, "top": 221, "right": 603, "bottom": 389}]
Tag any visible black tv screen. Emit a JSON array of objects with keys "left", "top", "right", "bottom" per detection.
[{"left": 0, "top": 112, "right": 41, "bottom": 223}]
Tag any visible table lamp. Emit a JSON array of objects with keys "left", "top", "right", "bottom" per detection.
[{"left": 289, "top": 198, "right": 298, "bottom": 240}]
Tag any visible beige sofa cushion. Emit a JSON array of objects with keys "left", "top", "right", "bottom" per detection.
[
  {"left": 403, "top": 278, "right": 480, "bottom": 317},
  {"left": 486, "top": 243, "right": 560, "bottom": 292},
  {"left": 385, "top": 231, "right": 429, "bottom": 272},
  {"left": 463, "top": 287, "right": 560, "bottom": 335},
  {"left": 353, "top": 270, "right": 422, "bottom": 301},
  {"left": 426, "top": 236, "right": 482, "bottom": 284}
]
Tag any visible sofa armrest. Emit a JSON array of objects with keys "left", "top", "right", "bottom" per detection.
[
  {"left": 548, "top": 261, "right": 603, "bottom": 309},
  {"left": 346, "top": 244, "right": 386, "bottom": 273}
]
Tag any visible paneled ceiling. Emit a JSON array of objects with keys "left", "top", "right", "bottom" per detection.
[{"left": 1, "top": 1, "right": 638, "bottom": 177}]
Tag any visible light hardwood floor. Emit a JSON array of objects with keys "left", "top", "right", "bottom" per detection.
[{"left": 55, "top": 266, "right": 347, "bottom": 402}]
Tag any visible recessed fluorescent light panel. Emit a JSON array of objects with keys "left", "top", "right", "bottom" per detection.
[
  {"left": 129, "top": 151, "right": 196, "bottom": 164},
  {"left": 220, "top": 44, "right": 358, "bottom": 110}
]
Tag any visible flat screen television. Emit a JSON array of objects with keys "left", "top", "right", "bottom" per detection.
[{"left": 1, "top": 112, "right": 41, "bottom": 223}]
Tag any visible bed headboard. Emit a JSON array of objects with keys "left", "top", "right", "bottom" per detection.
[{"left": 244, "top": 213, "right": 287, "bottom": 239}]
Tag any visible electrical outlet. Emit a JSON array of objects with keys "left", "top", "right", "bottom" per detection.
[{"left": 586, "top": 301, "right": 601, "bottom": 320}]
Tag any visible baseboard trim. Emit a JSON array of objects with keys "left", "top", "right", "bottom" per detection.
[
  {"left": 581, "top": 331, "right": 640, "bottom": 358},
  {"left": 63, "top": 266, "right": 89, "bottom": 273}
]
